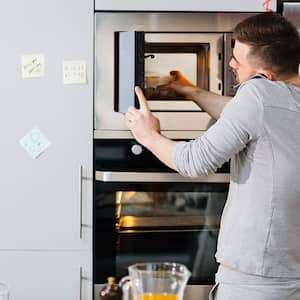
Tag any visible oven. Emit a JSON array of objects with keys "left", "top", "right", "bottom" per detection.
[
  {"left": 94, "top": 12, "right": 254, "bottom": 133},
  {"left": 93, "top": 139, "right": 230, "bottom": 300}
]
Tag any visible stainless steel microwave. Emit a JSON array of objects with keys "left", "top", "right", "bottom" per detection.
[{"left": 94, "top": 12, "right": 255, "bottom": 133}]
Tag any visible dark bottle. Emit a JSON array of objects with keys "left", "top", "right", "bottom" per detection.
[{"left": 99, "top": 277, "right": 123, "bottom": 300}]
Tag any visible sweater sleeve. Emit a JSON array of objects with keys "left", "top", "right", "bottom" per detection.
[{"left": 173, "top": 80, "right": 264, "bottom": 178}]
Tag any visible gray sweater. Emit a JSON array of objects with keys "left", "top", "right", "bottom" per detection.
[{"left": 173, "top": 75, "right": 300, "bottom": 277}]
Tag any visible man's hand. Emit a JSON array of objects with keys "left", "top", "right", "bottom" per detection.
[
  {"left": 169, "top": 70, "right": 195, "bottom": 86},
  {"left": 147, "top": 70, "right": 196, "bottom": 100},
  {"left": 125, "top": 86, "right": 161, "bottom": 147},
  {"left": 126, "top": 86, "right": 178, "bottom": 170}
]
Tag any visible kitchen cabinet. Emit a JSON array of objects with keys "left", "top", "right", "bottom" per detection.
[
  {"left": 0, "top": 251, "right": 92, "bottom": 300},
  {"left": 0, "top": 2, "right": 93, "bottom": 249},
  {"left": 0, "top": 162, "right": 92, "bottom": 249},
  {"left": 0, "top": 0, "right": 93, "bottom": 298},
  {"left": 95, "top": 0, "right": 277, "bottom": 12}
]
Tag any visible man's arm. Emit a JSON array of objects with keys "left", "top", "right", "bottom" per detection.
[
  {"left": 127, "top": 81, "right": 263, "bottom": 179},
  {"left": 177, "top": 85, "right": 232, "bottom": 120},
  {"left": 143, "top": 131, "right": 177, "bottom": 170},
  {"left": 157, "top": 71, "right": 232, "bottom": 120}
]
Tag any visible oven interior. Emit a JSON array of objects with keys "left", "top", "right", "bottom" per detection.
[{"left": 94, "top": 181, "right": 228, "bottom": 285}]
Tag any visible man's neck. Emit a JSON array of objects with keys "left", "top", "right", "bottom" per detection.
[{"left": 274, "top": 73, "right": 300, "bottom": 88}]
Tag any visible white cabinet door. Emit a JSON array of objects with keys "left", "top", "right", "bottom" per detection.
[
  {"left": 0, "top": 251, "right": 92, "bottom": 300},
  {"left": 0, "top": 0, "right": 93, "bottom": 250},
  {"left": 95, "top": 0, "right": 276, "bottom": 12}
]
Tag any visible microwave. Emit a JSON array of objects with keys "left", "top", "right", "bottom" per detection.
[{"left": 94, "top": 12, "right": 255, "bottom": 134}]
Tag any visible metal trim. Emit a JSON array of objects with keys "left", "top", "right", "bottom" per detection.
[
  {"left": 79, "top": 165, "right": 83, "bottom": 239},
  {"left": 119, "top": 215, "right": 220, "bottom": 228},
  {"left": 94, "top": 129, "right": 205, "bottom": 139},
  {"left": 95, "top": 171, "right": 229, "bottom": 182}
]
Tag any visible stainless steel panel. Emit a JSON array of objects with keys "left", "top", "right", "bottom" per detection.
[
  {"left": 118, "top": 32, "right": 139, "bottom": 113},
  {"left": 94, "top": 129, "right": 204, "bottom": 139},
  {"left": 95, "top": 171, "right": 230, "bottom": 183},
  {"left": 148, "top": 101, "right": 201, "bottom": 111},
  {"left": 283, "top": 3, "right": 300, "bottom": 30},
  {"left": 223, "top": 33, "right": 236, "bottom": 96}
]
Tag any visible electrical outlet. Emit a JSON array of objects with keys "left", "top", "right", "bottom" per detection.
[{"left": 63, "top": 60, "right": 87, "bottom": 84}]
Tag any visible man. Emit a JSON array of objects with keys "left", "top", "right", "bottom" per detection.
[{"left": 125, "top": 13, "right": 300, "bottom": 299}]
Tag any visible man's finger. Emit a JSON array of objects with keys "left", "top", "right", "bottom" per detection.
[
  {"left": 127, "top": 106, "right": 138, "bottom": 114},
  {"left": 135, "top": 86, "right": 150, "bottom": 111},
  {"left": 125, "top": 118, "right": 134, "bottom": 132}
]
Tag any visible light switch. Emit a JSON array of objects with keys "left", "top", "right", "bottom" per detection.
[
  {"left": 21, "top": 54, "right": 45, "bottom": 78},
  {"left": 19, "top": 127, "right": 51, "bottom": 159},
  {"left": 63, "top": 60, "right": 87, "bottom": 84}
]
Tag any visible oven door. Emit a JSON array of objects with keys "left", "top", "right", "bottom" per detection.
[{"left": 94, "top": 171, "right": 229, "bottom": 286}]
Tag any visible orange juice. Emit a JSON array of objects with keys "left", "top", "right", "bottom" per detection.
[{"left": 136, "top": 294, "right": 178, "bottom": 300}]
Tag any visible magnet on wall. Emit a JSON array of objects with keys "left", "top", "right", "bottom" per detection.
[
  {"left": 63, "top": 60, "right": 87, "bottom": 85},
  {"left": 19, "top": 127, "right": 51, "bottom": 159},
  {"left": 21, "top": 54, "right": 45, "bottom": 79}
]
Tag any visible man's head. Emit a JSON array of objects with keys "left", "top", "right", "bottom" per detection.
[{"left": 230, "top": 12, "right": 300, "bottom": 83}]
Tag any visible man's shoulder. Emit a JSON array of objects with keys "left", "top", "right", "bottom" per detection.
[
  {"left": 239, "top": 75, "right": 286, "bottom": 100},
  {"left": 239, "top": 74, "right": 299, "bottom": 109},
  {"left": 239, "top": 74, "right": 273, "bottom": 91}
]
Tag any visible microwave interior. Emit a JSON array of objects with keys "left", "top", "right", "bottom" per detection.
[
  {"left": 144, "top": 42, "right": 209, "bottom": 99},
  {"left": 116, "top": 32, "right": 224, "bottom": 113}
]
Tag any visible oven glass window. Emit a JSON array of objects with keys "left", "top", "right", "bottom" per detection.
[
  {"left": 117, "top": 191, "right": 225, "bottom": 229},
  {"left": 94, "top": 182, "right": 228, "bottom": 285}
]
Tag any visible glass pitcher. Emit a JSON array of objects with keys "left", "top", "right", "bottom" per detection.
[{"left": 120, "top": 262, "right": 191, "bottom": 300}]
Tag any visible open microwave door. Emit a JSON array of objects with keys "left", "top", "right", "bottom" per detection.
[{"left": 116, "top": 31, "right": 145, "bottom": 113}]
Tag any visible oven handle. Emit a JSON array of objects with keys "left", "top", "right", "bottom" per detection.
[
  {"left": 119, "top": 228, "right": 219, "bottom": 234},
  {"left": 95, "top": 171, "right": 229, "bottom": 183}
]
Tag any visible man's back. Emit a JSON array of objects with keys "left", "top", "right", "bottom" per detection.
[{"left": 216, "top": 77, "right": 300, "bottom": 277}]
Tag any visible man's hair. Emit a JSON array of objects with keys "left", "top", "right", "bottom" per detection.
[{"left": 234, "top": 12, "right": 300, "bottom": 75}]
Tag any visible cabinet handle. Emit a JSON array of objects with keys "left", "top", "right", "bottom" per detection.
[
  {"left": 79, "top": 165, "right": 83, "bottom": 239},
  {"left": 79, "top": 266, "right": 83, "bottom": 300},
  {"left": 79, "top": 266, "right": 92, "bottom": 299}
]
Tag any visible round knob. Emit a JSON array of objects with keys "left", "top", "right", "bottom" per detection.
[{"left": 131, "top": 144, "right": 143, "bottom": 155}]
